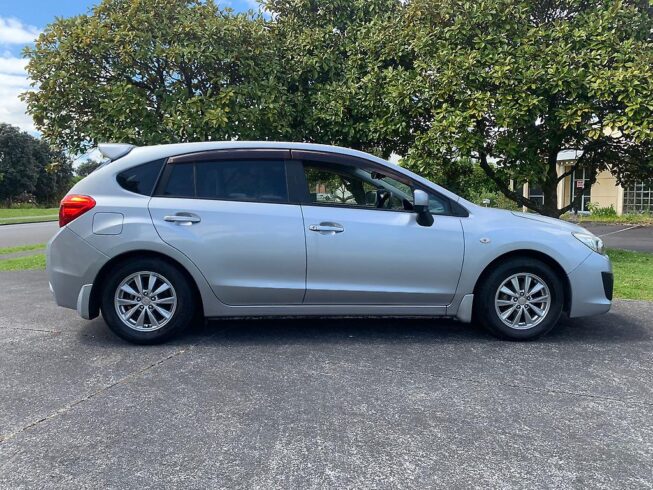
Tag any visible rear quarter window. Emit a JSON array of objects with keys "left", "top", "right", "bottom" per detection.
[{"left": 116, "top": 159, "right": 165, "bottom": 195}]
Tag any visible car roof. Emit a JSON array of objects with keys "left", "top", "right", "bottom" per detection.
[{"left": 125, "top": 141, "right": 384, "bottom": 164}]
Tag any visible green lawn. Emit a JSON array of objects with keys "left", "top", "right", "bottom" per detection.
[
  {"left": 606, "top": 249, "right": 653, "bottom": 301},
  {"left": 0, "top": 243, "right": 46, "bottom": 255},
  {"left": 0, "top": 207, "right": 58, "bottom": 225},
  {"left": 0, "top": 254, "right": 46, "bottom": 272}
]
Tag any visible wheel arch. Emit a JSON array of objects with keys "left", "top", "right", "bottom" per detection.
[
  {"left": 88, "top": 250, "right": 205, "bottom": 320},
  {"left": 472, "top": 249, "right": 572, "bottom": 314}
]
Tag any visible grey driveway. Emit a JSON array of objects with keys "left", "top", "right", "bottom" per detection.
[
  {"left": 582, "top": 223, "right": 653, "bottom": 253},
  {"left": 1, "top": 270, "right": 652, "bottom": 488},
  {"left": 0, "top": 221, "right": 58, "bottom": 248}
]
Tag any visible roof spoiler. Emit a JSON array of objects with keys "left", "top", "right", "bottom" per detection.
[{"left": 98, "top": 143, "right": 135, "bottom": 161}]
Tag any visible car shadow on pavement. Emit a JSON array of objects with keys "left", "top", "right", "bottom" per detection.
[
  {"left": 204, "top": 317, "right": 494, "bottom": 345},
  {"left": 77, "top": 308, "right": 650, "bottom": 348}
]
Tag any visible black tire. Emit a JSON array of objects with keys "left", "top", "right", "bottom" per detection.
[
  {"left": 474, "top": 257, "right": 564, "bottom": 340},
  {"left": 100, "top": 257, "right": 196, "bottom": 344}
]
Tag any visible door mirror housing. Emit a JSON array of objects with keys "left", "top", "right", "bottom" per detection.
[{"left": 413, "top": 189, "right": 434, "bottom": 227}]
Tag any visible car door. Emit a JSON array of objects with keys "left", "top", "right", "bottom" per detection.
[
  {"left": 293, "top": 151, "right": 465, "bottom": 305},
  {"left": 148, "top": 149, "right": 306, "bottom": 306}
]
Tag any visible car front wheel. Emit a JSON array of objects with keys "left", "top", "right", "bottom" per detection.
[
  {"left": 100, "top": 258, "right": 196, "bottom": 344},
  {"left": 475, "top": 258, "right": 564, "bottom": 340}
]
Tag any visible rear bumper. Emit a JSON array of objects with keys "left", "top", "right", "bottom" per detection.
[
  {"left": 47, "top": 227, "right": 108, "bottom": 313},
  {"left": 567, "top": 252, "right": 613, "bottom": 318}
]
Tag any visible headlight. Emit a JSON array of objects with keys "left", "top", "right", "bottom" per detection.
[{"left": 572, "top": 232, "right": 605, "bottom": 255}]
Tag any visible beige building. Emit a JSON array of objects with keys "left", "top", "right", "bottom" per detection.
[{"left": 524, "top": 150, "right": 652, "bottom": 215}]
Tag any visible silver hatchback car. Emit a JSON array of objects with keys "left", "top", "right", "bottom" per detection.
[{"left": 48, "top": 142, "right": 612, "bottom": 344}]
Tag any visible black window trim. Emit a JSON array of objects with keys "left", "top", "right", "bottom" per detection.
[
  {"left": 167, "top": 148, "right": 291, "bottom": 164},
  {"left": 290, "top": 150, "right": 469, "bottom": 217},
  {"left": 153, "top": 149, "right": 295, "bottom": 205}
]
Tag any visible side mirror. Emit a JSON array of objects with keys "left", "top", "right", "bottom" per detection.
[{"left": 413, "top": 189, "right": 434, "bottom": 227}]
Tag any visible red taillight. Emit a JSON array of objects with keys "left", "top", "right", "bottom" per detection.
[{"left": 59, "top": 195, "right": 96, "bottom": 227}]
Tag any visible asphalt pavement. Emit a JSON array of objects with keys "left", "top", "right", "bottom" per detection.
[
  {"left": 1, "top": 270, "right": 651, "bottom": 488},
  {"left": 582, "top": 223, "right": 653, "bottom": 253},
  {"left": 0, "top": 221, "right": 58, "bottom": 248}
]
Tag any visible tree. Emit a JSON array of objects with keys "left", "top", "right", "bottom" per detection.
[
  {"left": 0, "top": 123, "right": 71, "bottom": 206},
  {"left": 23, "top": 0, "right": 291, "bottom": 153},
  {"left": 376, "top": 0, "right": 653, "bottom": 216},
  {"left": 34, "top": 155, "right": 74, "bottom": 204},
  {"left": 75, "top": 160, "right": 102, "bottom": 178},
  {"left": 23, "top": 0, "right": 653, "bottom": 217},
  {"left": 265, "top": 0, "right": 404, "bottom": 157},
  {"left": 0, "top": 123, "right": 43, "bottom": 206}
]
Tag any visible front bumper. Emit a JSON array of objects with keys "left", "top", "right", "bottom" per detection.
[
  {"left": 567, "top": 251, "right": 613, "bottom": 318},
  {"left": 601, "top": 271, "right": 614, "bottom": 301},
  {"left": 47, "top": 227, "right": 108, "bottom": 312}
]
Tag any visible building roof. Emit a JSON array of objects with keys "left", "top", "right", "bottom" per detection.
[{"left": 557, "top": 150, "right": 583, "bottom": 161}]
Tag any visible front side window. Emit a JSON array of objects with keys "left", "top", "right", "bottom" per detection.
[
  {"left": 304, "top": 163, "right": 412, "bottom": 211},
  {"left": 160, "top": 159, "right": 288, "bottom": 202},
  {"left": 303, "top": 161, "right": 451, "bottom": 214}
]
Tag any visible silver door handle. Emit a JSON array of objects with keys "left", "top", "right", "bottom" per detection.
[
  {"left": 164, "top": 214, "right": 201, "bottom": 225},
  {"left": 309, "top": 223, "right": 344, "bottom": 234}
]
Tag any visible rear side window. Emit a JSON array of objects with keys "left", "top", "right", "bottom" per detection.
[
  {"left": 116, "top": 159, "right": 164, "bottom": 195},
  {"left": 160, "top": 160, "right": 288, "bottom": 203},
  {"left": 163, "top": 164, "right": 195, "bottom": 197}
]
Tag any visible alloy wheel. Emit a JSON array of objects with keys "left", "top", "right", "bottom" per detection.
[
  {"left": 494, "top": 273, "right": 551, "bottom": 330},
  {"left": 114, "top": 271, "right": 177, "bottom": 331}
]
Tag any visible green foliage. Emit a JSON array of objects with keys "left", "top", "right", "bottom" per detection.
[
  {"left": 586, "top": 202, "right": 617, "bottom": 217},
  {"left": 565, "top": 211, "right": 653, "bottom": 225},
  {"left": 374, "top": 0, "right": 653, "bottom": 216},
  {"left": 75, "top": 160, "right": 101, "bottom": 178},
  {"left": 0, "top": 123, "right": 72, "bottom": 206},
  {"left": 24, "top": 0, "right": 291, "bottom": 153},
  {"left": 470, "top": 190, "right": 522, "bottom": 211},
  {"left": 22, "top": 0, "right": 653, "bottom": 217},
  {"left": 266, "top": 0, "right": 404, "bottom": 156}
]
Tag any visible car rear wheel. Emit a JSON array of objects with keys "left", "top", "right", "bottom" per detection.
[
  {"left": 100, "top": 258, "right": 195, "bottom": 344},
  {"left": 474, "top": 258, "right": 564, "bottom": 340}
]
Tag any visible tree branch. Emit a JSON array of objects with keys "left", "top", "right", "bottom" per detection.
[
  {"left": 477, "top": 152, "right": 543, "bottom": 212},
  {"left": 556, "top": 163, "right": 578, "bottom": 183}
]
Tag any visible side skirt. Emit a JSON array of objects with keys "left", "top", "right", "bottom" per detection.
[{"left": 205, "top": 304, "right": 448, "bottom": 319}]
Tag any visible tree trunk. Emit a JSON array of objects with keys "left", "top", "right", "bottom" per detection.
[
  {"left": 539, "top": 147, "right": 563, "bottom": 217},
  {"left": 541, "top": 184, "right": 561, "bottom": 218}
]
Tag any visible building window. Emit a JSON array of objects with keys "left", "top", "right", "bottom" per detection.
[
  {"left": 570, "top": 169, "right": 591, "bottom": 212},
  {"left": 623, "top": 182, "right": 653, "bottom": 213},
  {"left": 528, "top": 185, "right": 544, "bottom": 207}
]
